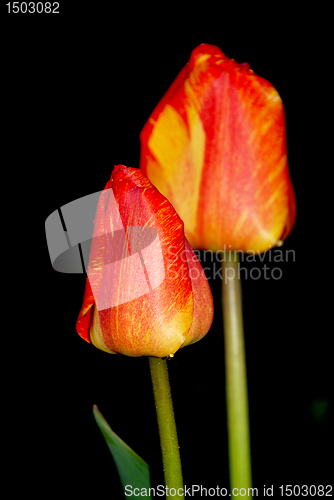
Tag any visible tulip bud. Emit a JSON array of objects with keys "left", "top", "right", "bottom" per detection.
[
  {"left": 75, "top": 165, "right": 213, "bottom": 357},
  {"left": 140, "top": 44, "right": 296, "bottom": 253}
]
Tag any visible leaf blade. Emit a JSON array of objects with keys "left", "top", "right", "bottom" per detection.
[{"left": 92, "top": 405, "right": 151, "bottom": 498}]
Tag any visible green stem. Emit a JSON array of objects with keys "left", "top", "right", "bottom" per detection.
[
  {"left": 221, "top": 253, "right": 252, "bottom": 497},
  {"left": 148, "top": 357, "right": 184, "bottom": 499}
]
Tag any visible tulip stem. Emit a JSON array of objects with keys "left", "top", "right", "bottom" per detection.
[
  {"left": 148, "top": 357, "right": 184, "bottom": 499},
  {"left": 221, "top": 253, "right": 252, "bottom": 497}
]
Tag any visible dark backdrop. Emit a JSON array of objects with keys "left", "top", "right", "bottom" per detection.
[{"left": 2, "top": 6, "right": 331, "bottom": 499}]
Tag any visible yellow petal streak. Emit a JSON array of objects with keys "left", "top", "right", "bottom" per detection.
[{"left": 148, "top": 103, "right": 205, "bottom": 242}]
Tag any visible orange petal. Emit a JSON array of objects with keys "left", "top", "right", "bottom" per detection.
[
  {"left": 140, "top": 44, "right": 296, "bottom": 253},
  {"left": 76, "top": 165, "right": 213, "bottom": 357}
]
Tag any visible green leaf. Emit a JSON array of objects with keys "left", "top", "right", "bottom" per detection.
[{"left": 92, "top": 405, "right": 151, "bottom": 499}]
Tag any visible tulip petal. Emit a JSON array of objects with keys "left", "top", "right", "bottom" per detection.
[
  {"left": 183, "top": 238, "right": 214, "bottom": 345},
  {"left": 76, "top": 165, "right": 213, "bottom": 357},
  {"left": 140, "top": 44, "right": 296, "bottom": 253}
]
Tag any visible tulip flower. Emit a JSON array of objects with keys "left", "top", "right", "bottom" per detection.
[
  {"left": 75, "top": 165, "right": 213, "bottom": 358},
  {"left": 140, "top": 43, "right": 296, "bottom": 253},
  {"left": 140, "top": 43, "right": 297, "bottom": 496}
]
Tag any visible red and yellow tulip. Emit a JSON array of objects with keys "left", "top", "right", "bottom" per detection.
[
  {"left": 140, "top": 43, "right": 296, "bottom": 253},
  {"left": 76, "top": 165, "right": 213, "bottom": 357}
]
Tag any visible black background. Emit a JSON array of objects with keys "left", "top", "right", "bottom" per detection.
[{"left": 2, "top": 5, "right": 331, "bottom": 499}]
